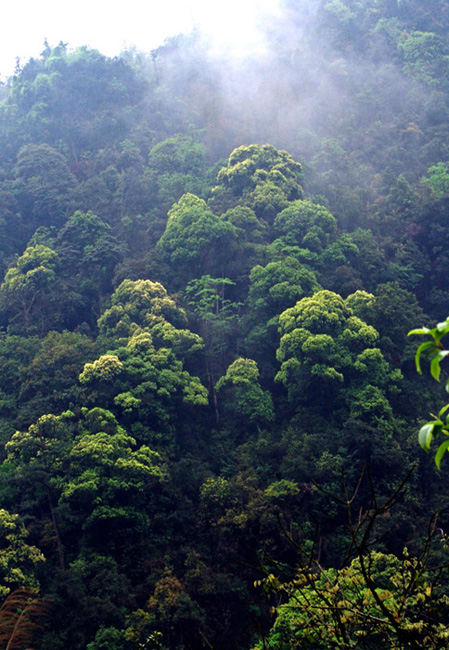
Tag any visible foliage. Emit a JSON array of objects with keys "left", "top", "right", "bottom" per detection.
[
  {"left": 253, "top": 472, "right": 449, "bottom": 650},
  {"left": 216, "top": 144, "right": 303, "bottom": 202},
  {"left": 157, "top": 193, "right": 237, "bottom": 283},
  {"left": 0, "top": 511, "right": 44, "bottom": 598},
  {"left": 276, "top": 290, "right": 401, "bottom": 436},
  {"left": 216, "top": 358, "right": 274, "bottom": 431},
  {"left": 273, "top": 200, "right": 337, "bottom": 252},
  {"left": 0, "top": 3, "right": 449, "bottom": 647},
  {"left": 409, "top": 317, "right": 449, "bottom": 467},
  {"left": 421, "top": 162, "right": 449, "bottom": 197},
  {"left": 0, "top": 245, "right": 59, "bottom": 335},
  {"left": 257, "top": 549, "right": 449, "bottom": 649}
]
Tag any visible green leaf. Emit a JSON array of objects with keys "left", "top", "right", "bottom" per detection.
[
  {"left": 408, "top": 327, "right": 431, "bottom": 336},
  {"left": 430, "top": 350, "right": 449, "bottom": 381},
  {"left": 419, "top": 423, "right": 434, "bottom": 452},
  {"left": 435, "top": 439, "right": 449, "bottom": 469},
  {"left": 414, "top": 340, "right": 437, "bottom": 374},
  {"left": 436, "top": 320, "right": 449, "bottom": 333},
  {"left": 438, "top": 403, "right": 449, "bottom": 419}
]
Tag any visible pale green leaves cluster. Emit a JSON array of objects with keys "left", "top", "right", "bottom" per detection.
[
  {"left": 7, "top": 408, "right": 165, "bottom": 529},
  {"left": 276, "top": 290, "right": 401, "bottom": 432},
  {"left": 0, "top": 509, "right": 45, "bottom": 598},
  {"left": 84, "top": 279, "right": 208, "bottom": 431},
  {"left": 421, "top": 162, "right": 449, "bottom": 198},
  {"left": 3, "top": 245, "right": 58, "bottom": 289},
  {"left": 255, "top": 550, "right": 449, "bottom": 650},
  {"left": 217, "top": 144, "right": 303, "bottom": 199},
  {"left": 98, "top": 278, "right": 188, "bottom": 340},
  {"left": 79, "top": 354, "right": 123, "bottom": 384}
]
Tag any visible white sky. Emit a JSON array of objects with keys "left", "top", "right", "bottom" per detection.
[{"left": 1, "top": 0, "right": 280, "bottom": 79}]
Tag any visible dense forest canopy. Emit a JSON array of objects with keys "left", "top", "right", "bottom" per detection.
[{"left": 1, "top": 1, "right": 449, "bottom": 648}]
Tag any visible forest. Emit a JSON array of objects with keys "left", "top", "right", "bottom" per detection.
[{"left": 2, "top": 0, "right": 449, "bottom": 648}]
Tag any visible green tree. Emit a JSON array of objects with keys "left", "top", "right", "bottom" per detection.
[
  {"left": 157, "top": 193, "right": 237, "bottom": 284},
  {"left": 13, "top": 144, "right": 76, "bottom": 227},
  {"left": 257, "top": 549, "right": 449, "bottom": 650},
  {"left": 97, "top": 278, "right": 189, "bottom": 342},
  {"left": 5, "top": 408, "right": 164, "bottom": 567},
  {"left": 79, "top": 332, "right": 208, "bottom": 449},
  {"left": 0, "top": 245, "right": 59, "bottom": 335},
  {"left": 242, "top": 257, "right": 320, "bottom": 376},
  {"left": 215, "top": 144, "right": 303, "bottom": 202},
  {"left": 17, "top": 330, "right": 99, "bottom": 421},
  {"left": 421, "top": 162, "right": 449, "bottom": 198},
  {"left": 54, "top": 210, "right": 123, "bottom": 303},
  {"left": 0, "top": 511, "right": 45, "bottom": 598},
  {"left": 5, "top": 411, "right": 75, "bottom": 570},
  {"left": 147, "top": 134, "right": 207, "bottom": 215},
  {"left": 216, "top": 358, "right": 274, "bottom": 434},
  {"left": 398, "top": 30, "right": 449, "bottom": 86},
  {"left": 273, "top": 200, "right": 337, "bottom": 252},
  {"left": 59, "top": 408, "right": 164, "bottom": 548},
  {"left": 253, "top": 471, "right": 449, "bottom": 650},
  {"left": 184, "top": 275, "right": 240, "bottom": 412},
  {"left": 276, "top": 290, "right": 402, "bottom": 433}
]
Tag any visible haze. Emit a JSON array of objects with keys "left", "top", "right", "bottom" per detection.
[{"left": 1, "top": 0, "right": 280, "bottom": 79}]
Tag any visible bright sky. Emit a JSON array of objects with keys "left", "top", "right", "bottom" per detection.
[{"left": 1, "top": 0, "right": 280, "bottom": 78}]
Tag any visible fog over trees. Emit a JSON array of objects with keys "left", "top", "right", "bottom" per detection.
[{"left": 1, "top": 1, "right": 449, "bottom": 649}]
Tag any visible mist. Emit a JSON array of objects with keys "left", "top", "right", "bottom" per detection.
[{"left": 145, "top": 0, "right": 446, "bottom": 217}]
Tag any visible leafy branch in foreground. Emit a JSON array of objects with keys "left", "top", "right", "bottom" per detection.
[
  {"left": 253, "top": 469, "right": 449, "bottom": 650},
  {"left": 409, "top": 318, "right": 449, "bottom": 467}
]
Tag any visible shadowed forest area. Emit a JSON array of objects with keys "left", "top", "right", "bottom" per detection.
[{"left": 2, "top": 1, "right": 449, "bottom": 648}]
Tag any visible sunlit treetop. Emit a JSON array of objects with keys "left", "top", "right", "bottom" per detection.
[
  {"left": 98, "top": 278, "right": 188, "bottom": 340},
  {"left": 216, "top": 144, "right": 303, "bottom": 200}
]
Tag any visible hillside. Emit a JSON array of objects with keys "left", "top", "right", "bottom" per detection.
[{"left": 1, "top": 1, "right": 449, "bottom": 648}]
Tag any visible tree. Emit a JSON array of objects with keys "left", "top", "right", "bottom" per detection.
[
  {"left": 5, "top": 412, "right": 75, "bottom": 570},
  {"left": 246, "top": 257, "right": 320, "bottom": 325},
  {"left": 215, "top": 144, "right": 303, "bottom": 202},
  {"left": 276, "top": 290, "right": 402, "bottom": 434},
  {"left": 222, "top": 206, "right": 267, "bottom": 244},
  {"left": 17, "top": 330, "right": 99, "bottom": 422},
  {"left": 147, "top": 134, "right": 208, "bottom": 215},
  {"left": 253, "top": 471, "right": 449, "bottom": 650},
  {"left": 97, "top": 278, "right": 189, "bottom": 342},
  {"left": 0, "top": 245, "right": 59, "bottom": 335},
  {"left": 5, "top": 408, "right": 164, "bottom": 567},
  {"left": 184, "top": 275, "right": 240, "bottom": 413},
  {"left": 0, "top": 333, "right": 41, "bottom": 442},
  {"left": 398, "top": 30, "right": 449, "bottom": 86},
  {"left": 242, "top": 257, "right": 320, "bottom": 376},
  {"left": 421, "top": 162, "right": 449, "bottom": 198},
  {"left": 216, "top": 358, "right": 274, "bottom": 434},
  {"left": 273, "top": 200, "right": 337, "bottom": 252},
  {"left": 157, "top": 193, "right": 237, "bottom": 284},
  {"left": 54, "top": 210, "right": 124, "bottom": 303},
  {"left": 13, "top": 144, "right": 76, "bottom": 228},
  {"left": 81, "top": 280, "right": 209, "bottom": 450},
  {"left": 79, "top": 332, "right": 208, "bottom": 450},
  {"left": 0, "top": 511, "right": 44, "bottom": 598},
  {"left": 59, "top": 408, "right": 164, "bottom": 549}
]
